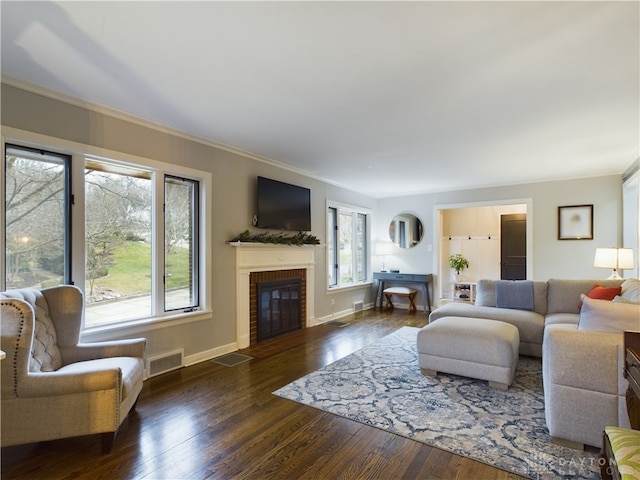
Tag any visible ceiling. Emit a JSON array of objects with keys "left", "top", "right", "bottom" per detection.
[{"left": 1, "top": 1, "right": 638, "bottom": 198}]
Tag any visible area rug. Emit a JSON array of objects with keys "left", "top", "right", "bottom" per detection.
[{"left": 273, "top": 327, "right": 600, "bottom": 479}]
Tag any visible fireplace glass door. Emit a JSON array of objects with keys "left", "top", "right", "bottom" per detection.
[{"left": 257, "top": 278, "right": 302, "bottom": 342}]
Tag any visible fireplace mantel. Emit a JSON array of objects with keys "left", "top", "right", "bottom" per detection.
[{"left": 231, "top": 243, "right": 316, "bottom": 348}]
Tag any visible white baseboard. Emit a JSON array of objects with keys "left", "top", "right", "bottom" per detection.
[
  {"left": 313, "top": 302, "right": 375, "bottom": 325},
  {"left": 184, "top": 342, "right": 238, "bottom": 367}
]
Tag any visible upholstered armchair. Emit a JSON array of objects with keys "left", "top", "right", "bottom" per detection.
[{"left": 0, "top": 285, "right": 146, "bottom": 453}]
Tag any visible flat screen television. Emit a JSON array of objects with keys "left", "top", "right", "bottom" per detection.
[{"left": 256, "top": 176, "right": 311, "bottom": 231}]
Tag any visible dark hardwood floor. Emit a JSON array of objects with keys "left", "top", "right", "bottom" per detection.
[{"left": 1, "top": 309, "right": 525, "bottom": 479}]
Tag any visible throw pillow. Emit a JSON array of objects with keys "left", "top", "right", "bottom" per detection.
[
  {"left": 586, "top": 285, "right": 622, "bottom": 301},
  {"left": 578, "top": 295, "right": 640, "bottom": 333},
  {"left": 613, "top": 295, "right": 638, "bottom": 304},
  {"left": 621, "top": 278, "right": 640, "bottom": 303}
]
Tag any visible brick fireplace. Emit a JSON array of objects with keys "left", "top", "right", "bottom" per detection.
[{"left": 232, "top": 243, "right": 316, "bottom": 348}]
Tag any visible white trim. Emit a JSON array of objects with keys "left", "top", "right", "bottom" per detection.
[
  {"left": 326, "top": 199, "right": 373, "bottom": 290},
  {"left": 231, "top": 243, "right": 316, "bottom": 348},
  {"left": 80, "top": 309, "right": 213, "bottom": 342},
  {"left": 1, "top": 126, "right": 213, "bottom": 333},
  {"left": 1, "top": 76, "right": 372, "bottom": 195},
  {"left": 185, "top": 342, "right": 239, "bottom": 367},
  {"left": 433, "top": 198, "right": 534, "bottom": 300}
]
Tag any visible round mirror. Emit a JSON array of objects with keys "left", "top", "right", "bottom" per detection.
[{"left": 389, "top": 213, "right": 423, "bottom": 248}]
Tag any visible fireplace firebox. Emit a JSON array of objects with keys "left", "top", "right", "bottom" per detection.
[{"left": 256, "top": 278, "right": 302, "bottom": 342}]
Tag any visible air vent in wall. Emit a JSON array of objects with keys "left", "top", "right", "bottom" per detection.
[{"left": 147, "top": 349, "right": 184, "bottom": 377}]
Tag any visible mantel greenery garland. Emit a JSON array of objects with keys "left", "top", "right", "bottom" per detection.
[{"left": 229, "top": 230, "right": 320, "bottom": 246}]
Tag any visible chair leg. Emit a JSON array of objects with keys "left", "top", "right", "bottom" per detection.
[
  {"left": 101, "top": 431, "right": 117, "bottom": 454},
  {"left": 384, "top": 294, "right": 394, "bottom": 311}
]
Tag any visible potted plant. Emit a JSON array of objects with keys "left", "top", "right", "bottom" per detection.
[{"left": 449, "top": 253, "right": 469, "bottom": 280}]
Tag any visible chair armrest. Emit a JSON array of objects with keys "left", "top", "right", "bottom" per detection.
[
  {"left": 60, "top": 338, "right": 146, "bottom": 365},
  {"left": 16, "top": 368, "right": 121, "bottom": 398},
  {"left": 1, "top": 298, "right": 35, "bottom": 397},
  {"left": 544, "top": 326, "right": 625, "bottom": 395}
]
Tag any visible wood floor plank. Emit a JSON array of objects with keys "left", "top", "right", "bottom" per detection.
[{"left": 1, "top": 309, "right": 527, "bottom": 480}]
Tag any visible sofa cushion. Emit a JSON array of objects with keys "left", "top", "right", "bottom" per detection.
[
  {"left": 545, "top": 312, "right": 580, "bottom": 327},
  {"left": 475, "top": 279, "right": 496, "bottom": 307},
  {"left": 58, "top": 357, "right": 144, "bottom": 400},
  {"left": 475, "top": 279, "right": 548, "bottom": 315},
  {"left": 547, "top": 278, "right": 624, "bottom": 314},
  {"left": 578, "top": 295, "right": 640, "bottom": 333},
  {"left": 496, "top": 280, "right": 534, "bottom": 310},
  {"left": 586, "top": 285, "right": 622, "bottom": 301}
]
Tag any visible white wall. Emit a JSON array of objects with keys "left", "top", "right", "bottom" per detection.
[
  {"left": 1, "top": 83, "right": 377, "bottom": 364},
  {"left": 1, "top": 82, "right": 629, "bottom": 364},
  {"left": 376, "top": 176, "right": 624, "bottom": 303}
]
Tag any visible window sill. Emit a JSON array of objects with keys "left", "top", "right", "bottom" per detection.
[
  {"left": 80, "top": 308, "right": 213, "bottom": 342},
  {"left": 327, "top": 281, "right": 373, "bottom": 293}
]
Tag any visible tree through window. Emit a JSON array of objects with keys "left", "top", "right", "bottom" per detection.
[
  {"left": 3, "top": 143, "right": 204, "bottom": 329},
  {"left": 4, "top": 145, "right": 70, "bottom": 289}
]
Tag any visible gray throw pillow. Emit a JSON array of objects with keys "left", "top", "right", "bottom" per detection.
[{"left": 577, "top": 295, "right": 640, "bottom": 333}]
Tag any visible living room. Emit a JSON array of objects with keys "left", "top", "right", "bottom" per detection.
[
  {"left": 1, "top": 2, "right": 639, "bottom": 477},
  {"left": 1, "top": 0, "right": 639, "bottom": 382},
  {"left": 4, "top": 80, "right": 636, "bottom": 367}
]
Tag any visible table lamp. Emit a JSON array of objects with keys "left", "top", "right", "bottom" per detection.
[
  {"left": 375, "top": 241, "right": 394, "bottom": 272},
  {"left": 594, "top": 247, "right": 634, "bottom": 279}
]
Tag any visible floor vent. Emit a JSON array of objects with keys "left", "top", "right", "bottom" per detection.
[
  {"left": 326, "top": 320, "right": 350, "bottom": 328},
  {"left": 353, "top": 301, "right": 364, "bottom": 313},
  {"left": 212, "top": 353, "right": 253, "bottom": 367},
  {"left": 147, "top": 349, "right": 184, "bottom": 377}
]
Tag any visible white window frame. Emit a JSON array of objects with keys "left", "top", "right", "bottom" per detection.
[
  {"left": 1, "top": 127, "right": 213, "bottom": 335},
  {"left": 326, "top": 200, "right": 372, "bottom": 290}
]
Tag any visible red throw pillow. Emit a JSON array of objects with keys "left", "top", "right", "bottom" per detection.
[{"left": 587, "top": 285, "right": 622, "bottom": 301}]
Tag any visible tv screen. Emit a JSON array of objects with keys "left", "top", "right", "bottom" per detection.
[{"left": 256, "top": 176, "right": 311, "bottom": 231}]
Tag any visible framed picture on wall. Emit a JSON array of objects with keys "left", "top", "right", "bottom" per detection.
[{"left": 558, "top": 204, "right": 593, "bottom": 240}]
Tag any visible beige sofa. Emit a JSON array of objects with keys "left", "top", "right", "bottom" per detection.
[
  {"left": 429, "top": 278, "right": 639, "bottom": 449},
  {"left": 1, "top": 286, "right": 146, "bottom": 453}
]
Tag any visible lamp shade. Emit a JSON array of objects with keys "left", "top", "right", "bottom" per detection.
[
  {"left": 617, "top": 248, "right": 635, "bottom": 269},
  {"left": 594, "top": 248, "right": 618, "bottom": 269},
  {"left": 594, "top": 247, "right": 635, "bottom": 279},
  {"left": 594, "top": 247, "right": 634, "bottom": 269},
  {"left": 375, "top": 241, "right": 394, "bottom": 256}
]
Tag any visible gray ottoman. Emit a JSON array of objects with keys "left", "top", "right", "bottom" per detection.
[{"left": 417, "top": 316, "right": 520, "bottom": 389}]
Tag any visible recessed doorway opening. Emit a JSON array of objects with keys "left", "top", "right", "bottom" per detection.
[{"left": 434, "top": 199, "right": 532, "bottom": 303}]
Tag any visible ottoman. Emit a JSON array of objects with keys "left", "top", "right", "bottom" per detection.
[{"left": 417, "top": 316, "right": 520, "bottom": 389}]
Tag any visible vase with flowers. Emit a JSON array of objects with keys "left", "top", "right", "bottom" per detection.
[{"left": 449, "top": 253, "right": 470, "bottom": 281}]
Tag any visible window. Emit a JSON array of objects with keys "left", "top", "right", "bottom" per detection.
[
  {"left": 327, "top": 202, "right": 370, "bottom": 288},
  {"left": 3, "top": 141, "right": 208, "bottom": 330},
  {"left": 4, "top": 145, "right": 71, "bottom": 289},
  {"left": 84, "top": 160, "right": 153, "bottom": 324},
  {"left": 164, "top": 175, "right": 199, "bottom": 311}
]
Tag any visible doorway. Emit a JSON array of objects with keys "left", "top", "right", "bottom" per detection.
[{"left": 435, "top": 199, "right": 532, "bottom": 302}]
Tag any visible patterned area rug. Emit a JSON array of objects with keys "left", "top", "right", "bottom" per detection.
[{"left": 273, "top": 326, "right": 600, "bottom": 479}]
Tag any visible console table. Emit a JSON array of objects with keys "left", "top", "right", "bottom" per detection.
[{"left": 373, "top": 272, "right": 432, "bottom": 314}]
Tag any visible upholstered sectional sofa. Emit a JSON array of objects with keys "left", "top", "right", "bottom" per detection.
[{"left": 429, "top": 277, "right": 640, "bottom": 449}]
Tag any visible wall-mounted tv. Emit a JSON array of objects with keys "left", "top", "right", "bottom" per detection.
[{"left": 256, "top": 176, "right": 311, "bottom": 231}]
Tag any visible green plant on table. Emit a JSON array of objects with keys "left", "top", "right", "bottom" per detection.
[{"left": 449, "top": 253, "right": 469, "bottom": 275}]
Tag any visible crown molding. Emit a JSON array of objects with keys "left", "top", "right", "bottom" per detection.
[{"left": 1, "top": 75, "right": 361, "bottom": 194}]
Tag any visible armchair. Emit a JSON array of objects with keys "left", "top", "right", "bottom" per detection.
[{"left": 1, "top": 285, "right": 146, "bottom": 453}]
